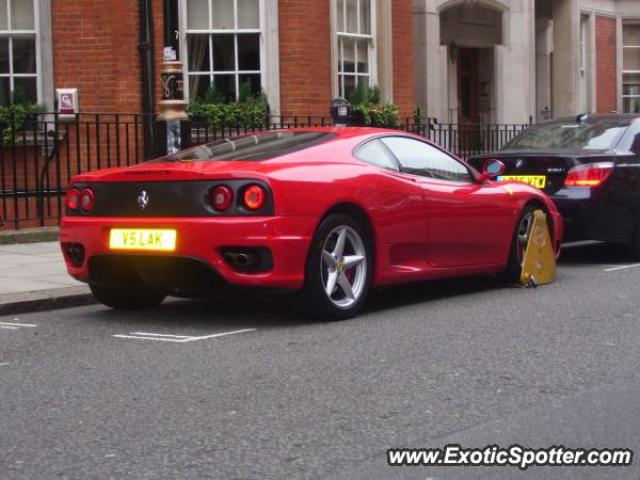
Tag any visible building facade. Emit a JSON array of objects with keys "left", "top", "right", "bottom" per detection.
[
  {"left": 2, "top": 0, "right": 414, "bottom": 118},
  {"left": 413, "top": 0, "right": 640, "bottom": 125}
]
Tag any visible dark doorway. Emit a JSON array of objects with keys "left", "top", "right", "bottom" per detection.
[{"left": 458, "top": 48, "right": 480, "bottom": 125}]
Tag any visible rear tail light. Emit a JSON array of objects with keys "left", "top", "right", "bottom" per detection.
[
  {"left": 211, "top": 185, "right": 234, "bottom": 211},
  {"left": 564, "top": 162, "right": 614, "bottom": 188},
  {"left": 65, "top": 188, "right": 80, "bottom": 211},
  {"left": 80, "top": 188, "right": 96, "bottom": 212},
  {"left": 243, "top": 184, "right": 267, "bottom": 211}
]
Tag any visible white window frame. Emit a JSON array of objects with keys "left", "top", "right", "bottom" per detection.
[
  {"left": 620, "top": 18, "right": 640, "bottom": 113},
  {"left": 180, "top": 0, "right": 266, "bottom": 103},
  {"left": 331, "top": 0, "right": 378, "bottom": 99},
  {"left": 0, "top": 0, "right": 42, "bottom": 105},
  {"left": 578, "top": 12, "right": 595, "bottom": 114}
]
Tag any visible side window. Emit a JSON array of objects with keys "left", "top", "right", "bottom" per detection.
[
  {"left": 380, "top": 137, "right": 473, "bottom": 183},
  {"left": 354, "top": 139, "right": 399, "bottom": 171}
]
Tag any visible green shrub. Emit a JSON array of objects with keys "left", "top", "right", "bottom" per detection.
[
  {"left": 188, "top": 80, "right": 269, "bottom": 129},
  {"left": 352, "top": 103, "right": 399, "bottom": 128},
  {"left": 348, "top": 84, "right": 398, "bottom": 128},
  {"left": 0, "top": 98, "right": 45, "bottom": 144}
]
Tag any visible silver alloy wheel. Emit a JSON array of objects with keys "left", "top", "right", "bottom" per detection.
[
  {"left": 516, "top": 212, "right": 535, "bottom": 265},
  {"left": 320, "top": 225, "right": 367, "bottom": 309}
]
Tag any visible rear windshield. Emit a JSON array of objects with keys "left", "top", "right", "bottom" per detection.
[
  {"left": 162, "top": 131, "right": 337, "bottom": 162},
  {"left": 503, "top": 121, "right": 629, "bottom": 151}
]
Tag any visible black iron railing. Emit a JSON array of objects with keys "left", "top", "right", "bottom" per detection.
[
  {"left": 0, "top": 112, "right": 147, "bottom": 229},
  {"left": 0, "top": 113, "right": 531, "bottom": 230}
]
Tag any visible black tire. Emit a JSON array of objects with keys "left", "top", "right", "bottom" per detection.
[
  {"left": 298, "top": 214, "right": 373, "bottom": 321},
  {"left": 90, "top": 284, "right": 167, "bottom": 310},
  {"left": 503, "top": 205, "right": 540, "bottom": 283}
]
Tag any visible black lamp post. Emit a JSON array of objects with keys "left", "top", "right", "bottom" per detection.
[{"left": 157, "top": 0, "right": 187, "bottom": 156}]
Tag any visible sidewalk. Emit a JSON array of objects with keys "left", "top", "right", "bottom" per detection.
[{"left": 0, "top": 242, "right": 94, "bottom": 315}]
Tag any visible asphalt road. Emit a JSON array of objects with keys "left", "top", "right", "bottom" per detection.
[{"left": 1, "top": 242, "right": 640, "bottom": 480}]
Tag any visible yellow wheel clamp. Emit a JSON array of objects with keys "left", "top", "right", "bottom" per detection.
[{"left": 520, "top": 209, "right": 557, "bottom": 287}]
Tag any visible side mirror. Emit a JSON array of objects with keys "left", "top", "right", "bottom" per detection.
[{"left": 478, "top": 158, "right": 505, "bottom": 182}]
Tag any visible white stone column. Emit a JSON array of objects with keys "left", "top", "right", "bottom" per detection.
[
  {"left": 535, "top": 17, "right": 553, "bottom": 121},
  {"left": 378, "top": 0, "right": 394, "bottom": 103},
  {"left": 413, "top": 0, "right": 448, "bottom": 122},
  {"left": 552, "top": 0, "right": 581, "bottom": 117},
  {"left": 494, "top": 0, "right": 536, "bottom": 124}
]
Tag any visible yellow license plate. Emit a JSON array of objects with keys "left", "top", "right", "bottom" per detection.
[
  {"left": 498, "top": 175, "right": 547, "bottom": 189},
  {"left": 109, "top": 229, "right": 177, "bottom": 252}
]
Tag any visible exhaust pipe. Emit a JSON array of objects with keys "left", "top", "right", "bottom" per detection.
[
  {"left": 223, "top": 251, "right": 259, "bottom": 269},
  {"left": 220, "top": 247, "right": 273, "bottom": 273}
]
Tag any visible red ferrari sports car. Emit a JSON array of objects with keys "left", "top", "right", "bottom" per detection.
[{"left": 60, "top": 127, "right": 563, "bottom": 319}]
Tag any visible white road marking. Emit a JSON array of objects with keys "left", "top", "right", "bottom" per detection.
[
  {"left": 605, "top": 263, "right": 640, "bottom": 273},
  {"left": 131, "top": 332, "right": 192, "bottom": 339},
  {"left": 1, "top": 326, "right": 19, "bottom": 330},
  {"left": 0, "top": 363, "right": 8, "bottom": 366},
  {"left": 0, "top": 321, "right": 37, "bottom": 328},
  {"left": 181, "top": 329, "right": 257, "bottom": 343},
  {"left": 113, "top": 328, "right": 256, "bottom": 343},
  {"left": 112, "top": 335, "right": 191, "bottom": 343}
]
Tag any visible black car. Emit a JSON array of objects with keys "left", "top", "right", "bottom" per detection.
[{"left": 469, "top": 114, "right": 640, "bottom": 253}]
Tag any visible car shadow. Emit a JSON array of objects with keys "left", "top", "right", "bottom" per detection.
[
  {"left": 364, "top": 274, "right": 506, "bottom": 314},
  {"left": 89, "top": 244, "right": 627, "bottom": 328},
  {"left": 90, "top": 274, "right": 508, "bottom": 329},
  {"left": 559, "top": 241, "right": 636, "bottom": 266},
  {"left": 91, "top": 291, "right": 306, "bottom": 330}
]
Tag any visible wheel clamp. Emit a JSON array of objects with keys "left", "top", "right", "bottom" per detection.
[{"left": 520, "top": 210, "right": 556, "bottom": 287}]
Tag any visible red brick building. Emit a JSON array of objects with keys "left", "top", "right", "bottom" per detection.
[
  {"left": 0, "top": 0, "right": 415, "bottom": 230},
  {"left": 11, "top": 1, "right": 414, "bottom": 118},
  {"left": 9, "top": 0, "right": 639, "bottom": 124}
]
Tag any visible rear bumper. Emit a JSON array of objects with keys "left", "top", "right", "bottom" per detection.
[
  {"left": 60, "top": 216, "right": 317, "bottom": 290},
  {"left": 551, "top": 187, "right": 632, "bottom": 243},
  {"left": 552, "top": 194, "right": 591, "bottom": 241}
]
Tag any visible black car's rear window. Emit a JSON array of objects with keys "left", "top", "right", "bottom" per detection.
[
  {"left": 504, "top": 120, "right": 630, "bottom": 151},
  {"left": 162, "top": 131, "right": 337, "bottom": 162}
]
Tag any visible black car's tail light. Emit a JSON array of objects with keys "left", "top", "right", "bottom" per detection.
[
  {"left": 210, "top": 185, "right": 234, "bottom": 211},
  {"left": 242, "top": 184, "right": 267, "bottom": 211},
  {"left": 564, "top": 162, "right": 614, "bottom": 188},
  {"left": 80, "top": 188, "right": 96, "bottom": 212},
  {"left": 65, "top": 188, "right": 80, "bottom": 212}
]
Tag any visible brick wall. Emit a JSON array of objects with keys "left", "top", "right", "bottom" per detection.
[
  {"left": 51, "top": 0, "right": 166, "bottom": 113},
  {"left": 51, "top": 0, "right": 150, "bottom": 113},
  {"left": 392, "top": 0, "right": 414, "bottom": 117},
  {"left": 50, "top": 1, "right": 415, "bottom": 117},
  {"left": 595, "top": 15, "right": 617, "bottom": 113},
  {"left": 278, "top": 1, "right": 332, "bottom": 116}
]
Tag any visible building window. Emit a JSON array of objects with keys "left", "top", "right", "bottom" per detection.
[
  {"left": 622, "top": 22, "right": 640, "bottom": 114},
  {"left": 336, "top": 0, "right": 375, "bottom": 100},
  {"left": 0, "top": 0, "right": 38, "bottom": 105},
  {"left": 185, "top": 0, "right": 262, "bottom": 102}
]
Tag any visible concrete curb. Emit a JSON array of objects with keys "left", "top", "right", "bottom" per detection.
[
  {"left": 0, "top": 286, "right": 95, "bottom": 316},
  {"left": 0, "top": 227, "right": 60, "bottom": 245}
]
